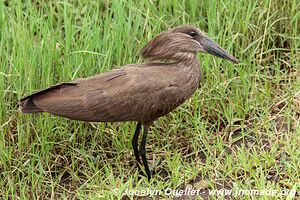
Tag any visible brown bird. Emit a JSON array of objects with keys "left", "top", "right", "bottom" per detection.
[{"left": 19, "top": 25, "right": 238, "bottom": 180}]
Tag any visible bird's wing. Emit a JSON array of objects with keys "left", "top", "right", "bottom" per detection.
[{"left": 22, "top": 63, "right": 182, "bottom": 122}]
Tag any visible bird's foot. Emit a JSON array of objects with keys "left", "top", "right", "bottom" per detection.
[
  {"left": 137, "top": 159, "right": 163, "bottom": 180},
  {"left": 138, "top": 168, "right": 155, "bottom": 180}
]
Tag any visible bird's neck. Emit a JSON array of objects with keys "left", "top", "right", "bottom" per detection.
[
  {"left": 172, "top": 56, "right": 201, "bottom": 101},
  {"left": 149, "top": 53, "right": 199, "bottom": 66},
  {"left": 171, "top": 52, "right": 197, "bottom": 63}
]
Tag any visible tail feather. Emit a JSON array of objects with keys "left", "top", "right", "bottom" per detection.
[
  {"left": 19, "top": 97, "right": 44, "bottom": 113},
  {"left": 19, "top": 82, "right": 77, "bottom": 114}
]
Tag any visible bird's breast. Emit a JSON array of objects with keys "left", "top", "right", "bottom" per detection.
[
  {"left": 143, "top": 61, "right": 201, "bottom": 121},
  {"left": 176, "top": 61, "right": 201, "bottom": 98}
]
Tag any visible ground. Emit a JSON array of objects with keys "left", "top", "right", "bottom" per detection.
[{"left": 0, "top": 0, "right": 299, "bottom": 199}]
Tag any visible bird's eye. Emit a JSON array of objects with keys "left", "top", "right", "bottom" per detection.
[{"left": 188, "top": 31, "right": 197, "bottom": 38}]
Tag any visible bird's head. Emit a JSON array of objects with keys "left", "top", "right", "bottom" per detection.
[{"left": 141, "top": 25, "right": 238, "bottom": 64}]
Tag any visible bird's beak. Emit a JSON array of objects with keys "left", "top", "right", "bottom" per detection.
[{"left": 200, "top": 37, "right": 239, "bottom": 64}]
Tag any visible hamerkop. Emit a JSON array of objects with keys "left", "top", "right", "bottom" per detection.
[{"left": 19, "top": 25, "right": 238, "bottom": 180}]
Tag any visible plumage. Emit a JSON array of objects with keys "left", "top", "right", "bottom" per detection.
[
  {"left": 20, "top": 61, "right": 200, "bottom": 122},
  {"left": 19, "top": 25, "right": 238, "bottom": 180}
]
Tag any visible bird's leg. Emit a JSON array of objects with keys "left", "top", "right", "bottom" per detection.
[
  {"left": 131, "top": 122, "right": 142, "bottom": 165},
  {"left": 139, "top": 124, "right": 152, "bottom": 180}
]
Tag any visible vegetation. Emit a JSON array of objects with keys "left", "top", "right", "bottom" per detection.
[{"left": 0, "top": 0, "right": 299, "bottom": 199}]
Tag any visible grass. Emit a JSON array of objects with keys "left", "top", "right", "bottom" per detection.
[{"left": 0, "top": 0, "right": 299, "bottom": 199}]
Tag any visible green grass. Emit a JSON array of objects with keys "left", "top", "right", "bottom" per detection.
[{"left": 0, "top": 0, "right": 299, "bottom": 199}]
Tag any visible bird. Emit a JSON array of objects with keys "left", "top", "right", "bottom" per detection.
[{"left": 19, "top": 25, "right": 238, "bottom": 180}]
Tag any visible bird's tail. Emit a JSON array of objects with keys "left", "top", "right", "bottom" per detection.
[
  {"left": 19, "top": 96, "right": 44, "bottom": 113},
  {"left": 19, "top": 82, "right": 77, "bottom": 114}
]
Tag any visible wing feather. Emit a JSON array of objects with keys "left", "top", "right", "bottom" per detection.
[{"left": 20, "top": 63, "right": 182, "bottom": 122}]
